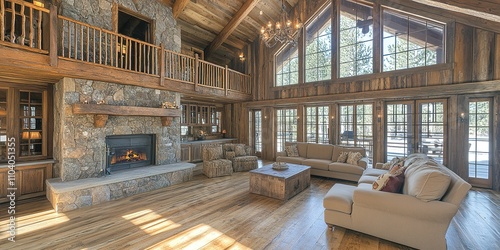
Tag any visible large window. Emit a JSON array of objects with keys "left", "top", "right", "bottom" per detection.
[
  {"left": 339, "top": 104, "right": 373, "bottom": 159},
  {"left": 275, "top": 45, "right": 299, "bottom": 86},
  {"left": 305, "top": 5, "right": 332, "bottom": 82},
  {"left": 306, "top": 106, "right": 329, "bottom": 144},
  {"left": 382, "top": 9, "right": 445, "bottom": 71},
  {"left": 276, "top": 108, "right": 298, "bottom": 151},
  {"left": 252, "top": 110, "right": 262, "bottom": 153},
  {"left": 339, "top": 0, "right": 373, "bottom": 78}
]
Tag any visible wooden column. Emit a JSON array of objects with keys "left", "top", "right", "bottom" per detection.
[
  {"left": 49, "top": 4, "right": 58, "bottom": 67},
  {"left": 493, "top": 94, "right": 500, "bottom": 191},
  {"left": 297, "top": 105, "right": 304, "bottom": 142}
]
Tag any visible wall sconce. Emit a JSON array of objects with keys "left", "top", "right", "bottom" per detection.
[
  {"left": 459, "top": 112, "right": 466, "bottom": 122},
  {"left": 331, "top": 115, "right": 335, "bottom": 121},
  {"left": 264, "top": 115, "right": 267, "bottom": 119},
  {"left": 239, "top": 53, "right": 245, "bottom": 62},
  {"left": 377, "top": 114, "right": 382, "bottom": 122},
  {"left": 33, "top": 0, "right": 45, "bottom": 8}
]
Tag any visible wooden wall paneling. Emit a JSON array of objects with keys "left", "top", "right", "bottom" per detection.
[
  {"left": 223, "top": 104, "right": 232, "bottom": 138},
  {"left": 374, "top": 100, "right": 385, "bottom": 163},
  {"left": 261, "top": 107, "right": 275, "bottom": 160},
  {"left": 493, "top": 94, "right": 500, "bottom": 191},
  {"left": 297, "top": 105, "right": 304, "bottom": 142},
  {"left": 495, "top": 34, "right": 500, "bottom": 80},
  {"left": 329, "top": 103, "right": 337, "bottom": 145},
  {"left": 447, "top": 95, "right": 469, "bottom": 179},
  {"left": 453, "top": 23, "right": 474, "bottom": 84},
  {"left": 472, "top": 29, "right": 495, "bottom": 82}
]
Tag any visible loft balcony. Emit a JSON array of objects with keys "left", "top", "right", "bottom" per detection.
[{"left": 0, "top": 0, "right": 252, "bottom": 102}]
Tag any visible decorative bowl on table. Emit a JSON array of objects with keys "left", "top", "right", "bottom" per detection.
[{"left": 272, "top": 162, "right": 289, "bottom": 170}]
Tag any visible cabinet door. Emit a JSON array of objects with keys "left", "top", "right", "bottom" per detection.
[
  {"left": 181, "top": 145, "right": 190, "bottom": 162},
  {"left": 0, "top": 163, "right": 52, "bottom": 203},
  {"left": 191, "top": 144, "right": 202, "bottom": 162}
]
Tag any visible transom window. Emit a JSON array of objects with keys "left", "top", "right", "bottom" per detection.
[
  {"left": 305, "top": 106, "right": 329, "bottom": 144},
  {"left": 276, "top": 108, "right": 298, "bottom": 151},
  {"left": 382, "top": 9, "right": 445, "bottom": 71},
  {"left": 339, "top": 0, "right": 373, "bottom": 78},
  {"left": 275, "top": 45, "right": 299, "bottom": 86},
  {"left": 305, "top": 4, "right": 332, "bottom": 83}
]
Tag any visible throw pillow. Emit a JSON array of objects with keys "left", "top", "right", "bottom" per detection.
[
  {"left": 234, "top": 144, "right": 247, "bottom": 156},
  {"left": 406, "top": 168, "right": 451, "bottom": 202},
  {"left": 285, "top": 144, "right": 299, "bottom": 157},
  {"left": 373, "top": 165, "right": 406, "bottom": 193},
  {"left": 346, "top": 152, "right": 363, "bottom": 165},
  {"left": 337, "top": 151, "right": 349, "bottom": 163},
  {"left": 381, "top": 157, "right": 405, "bottom": 170}
]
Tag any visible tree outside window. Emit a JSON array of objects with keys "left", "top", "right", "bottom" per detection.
[
  {"left": 305, "top": 5, "right": 332, "bottom": 83},
  {"left": 276, "top": 109, "right": 298, "bottom": 151},
  {"left": 306, "top": 106, "right": 329, "bottom": 144},
  {"left": 339, "top": 0, "right": 373, "bottom": 78},
  {"left": 382, "top": 9, "right": 445, "bottom": 71},
  {"left": 275, "top": 45, "right": 299, "bottom": 86}
]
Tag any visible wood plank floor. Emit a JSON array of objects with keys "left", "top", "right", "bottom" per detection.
[{"left": 1, "top": 165, "right": 499, "bottom": 249}]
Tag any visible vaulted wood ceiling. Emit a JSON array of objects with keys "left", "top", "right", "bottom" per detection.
[{"left": 165, "top": 0, "right": 500, "bottom": 66}]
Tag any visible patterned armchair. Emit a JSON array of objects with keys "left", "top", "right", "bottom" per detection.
[
  {"left": 202, "top": 144, "right": 233, "bottom": 178},
  {"left": 223, "top": 143, "right": 258, "bottom": 172}
]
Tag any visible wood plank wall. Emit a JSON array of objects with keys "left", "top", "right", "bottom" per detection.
[{"left": 224, "top": 0, "right": 500, "bottom": 190}]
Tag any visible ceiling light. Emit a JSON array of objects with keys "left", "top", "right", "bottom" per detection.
[{"left": 260, "top": 0, "right": 302, "bottom": 48}]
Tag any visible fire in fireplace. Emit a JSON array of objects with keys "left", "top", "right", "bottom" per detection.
[{"left": 105, "top": 134, "right": 156, "bottom": 174}]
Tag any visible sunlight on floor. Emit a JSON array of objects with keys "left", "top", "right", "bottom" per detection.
[
  {"left": 0, "top": 209, "right": 70, "bottom": 236},
  {"left": 122, "top": 209, "right": 181, "bottom": 235},
  {"left": 145, "top": 224, "right": 251, "bottom": 250}
]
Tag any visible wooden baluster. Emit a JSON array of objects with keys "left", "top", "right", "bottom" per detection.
[
  {"left": 10, "top": 3, "right": 15, "bottom": 43},
  {"left": 194, "top": 54, "right": 199, "bottom": 90},
  {"left": 29, "top": 7, "right": 33, "bottom": 47},
  {"left": 80, "top": 24, "right": 83, "bottom": 61},
  {"left": 225, "top": 66, "right": 229, "bottom": 95},
  {"left": 20, "top": 4, "right": 25, "bottom": 45},
  {"left": 127, "top": 39, "right": 131, "bottom": 71},
  {"left": 104, "top": 32, "right": 107, "bottom": 66},
  {"left": 37, "top": 9, "right": 42, "bottom": 49},
  {"left": 98, "top": 29, "right": 102, "bottom": 64},
  {"left": 49, "top": 4, "right": 58, "bottom": 66},
  {"left": 159, "top": 44, "right": 165, "bottom": 86}
]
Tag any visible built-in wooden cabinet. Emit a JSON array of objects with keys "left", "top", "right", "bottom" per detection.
[
  {"left": 180, "top": 139, "right": 236, "bottom": 163},
  {"left": 180, "top": 144, "right": 190, "bottom": 162},
  {"left": 181, "top": 103, "right": 220, "bottom": 126},
  {"left": 0, "top": 163, "right": 52, "bottom": 203},
  {"left": 191, "top": 144, "right": 202, "bottom": 162}
]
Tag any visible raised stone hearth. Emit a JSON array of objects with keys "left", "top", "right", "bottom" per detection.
[{"left": 47, "top": 163, "right": 195, "bottom": 212}]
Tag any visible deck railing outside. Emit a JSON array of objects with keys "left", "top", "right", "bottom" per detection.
[{"left": 0, "top": 0, "right": 252, "bottom": 95}]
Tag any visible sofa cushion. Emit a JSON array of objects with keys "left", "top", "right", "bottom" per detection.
[
  {"left": 381, "top": 157, "right": 405, "bottom": 170},
  {"left": 307, "top": 143, "right": 333, "bottom": 160},
  {"left": 363, "top": 168, "right": 388, "bottom": 177},
  {"left": 234, "top": 144, "right": 246, "bottom": 156},
  {"left": 302, "top": 159, "right": 331, "bottom": 171},
  {"left": 323, "top": 184, "right": 355, "bottom": 214},
  {"left": 347, "top": 152, "right": 363, "bottom": 165},
  {"left": 285, "top": 144, "right": 299, "bottom": 156},
  {"left": 276, "top": 156, "right": 306, "bottom": 165},
  {"left": 204, "top": 146, "right": 222, "bottom": 161},
  {"left": 406, "top": 168, "right": 451, "bottom": 202},
  {"left": 358, "top": 174, "right": 379, "bottom": 184},
  {"left": 295, "top": 142, "right": 307, "bottom": 157},
  {"left": 336, "top": 151, "right": 349, "bottom": 163},
  {"left": 328, "top": 162, "right": 365, "bottom": 175}
]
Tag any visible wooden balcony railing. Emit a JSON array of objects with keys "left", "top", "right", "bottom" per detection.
[
  {"left": 0, "top": 0, "right": 49, "bottom": 52},
  {"left": 0, "top": 0, "right": 252, "bottom": 96}
]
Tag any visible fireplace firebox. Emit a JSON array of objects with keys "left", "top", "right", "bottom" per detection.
[{"left": 105, "top": 134, "right": 156, "bottom": 174}]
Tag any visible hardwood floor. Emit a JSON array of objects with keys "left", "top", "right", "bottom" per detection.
[{"left": 1, "top": 164, "right": 499, "bottom": 249}]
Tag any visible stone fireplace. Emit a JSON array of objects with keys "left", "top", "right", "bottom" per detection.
[{"left": 106, "top": 134, "right": 156, "bottom": 173}]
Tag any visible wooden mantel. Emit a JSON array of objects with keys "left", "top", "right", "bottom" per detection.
[{"left": 72, "top": 104, "right": 181, "bottom": 127}]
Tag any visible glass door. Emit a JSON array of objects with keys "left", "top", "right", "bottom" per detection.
[
  {"left": 385, "top": 99, "right": 446, "bottom": 163},
  {"left": 468, "top": 99, "right": 492, "bottom": 188}
]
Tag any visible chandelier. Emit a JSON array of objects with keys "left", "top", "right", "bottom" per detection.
[{"left": 260, "top": 0, "right": 302, "bottom": 48}]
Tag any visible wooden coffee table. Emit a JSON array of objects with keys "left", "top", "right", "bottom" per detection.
[{"left": 249, "top": 163, "right": 311, "bottom": 200}]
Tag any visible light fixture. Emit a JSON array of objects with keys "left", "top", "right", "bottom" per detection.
[
  {"left": 33, "top": 0, "right": 45, "bottom": 8},
  {"left": 239, "top": 53, "right": 245, "bottom": 62},
  {"left": 459, "top": 112, "right": 466, "bottom": 122},
  {"left": 22, "top": 131, "right": 42, "bottom": 140},
  {"left": 260, "top": 0, "right": 302, "bottom": 48}
]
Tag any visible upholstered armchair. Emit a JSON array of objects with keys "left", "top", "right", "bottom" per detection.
[
  {"left": 202, "top": 144, "right": 233, "bottom": 178},
  {"left": 223, "top": 143, "right": 258, "bottom": 172}
]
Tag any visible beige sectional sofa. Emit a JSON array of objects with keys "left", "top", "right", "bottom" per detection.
[
  {"left": 276, "top": 142, "right": 369, "bottom": 182},
  {"left": 323, "top": 154, "right": 471, "bottom": 250}
]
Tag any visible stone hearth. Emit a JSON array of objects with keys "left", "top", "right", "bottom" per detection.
[{"left": 47, "top": 163, "right": 194, "bottom": 212}]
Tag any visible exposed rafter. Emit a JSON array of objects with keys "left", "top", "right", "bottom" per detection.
[
  {"left": 204, "top": 0, "right": 260, "bottom": 59},
  {"left": 414, "top": 0, "right": 500, "bottom": 18},
  {"left": 172, "top": 0, "right": 190, "bottom": 19}
]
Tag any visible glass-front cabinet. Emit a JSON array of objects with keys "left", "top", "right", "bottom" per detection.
[{"left": 19, "top": 91, "right": 44, "bottom": 157}]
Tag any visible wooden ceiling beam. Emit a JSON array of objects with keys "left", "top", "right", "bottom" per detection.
[
  {"left": 172, "top": 0, "right": 190, "bottom": 19},
  {"left": 204, "top": 0, "right": 260, "bottom": 59},
  {"left": 416, "top": 0, "right": 500, "bottom": 17}
]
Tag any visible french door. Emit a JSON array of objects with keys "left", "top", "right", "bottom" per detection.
[
  {"left": 385, "top": 99, "right": 446, "bottom": 163},
  {"left": 468, "top": 99, "right": 492, "bottom": 188}
]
